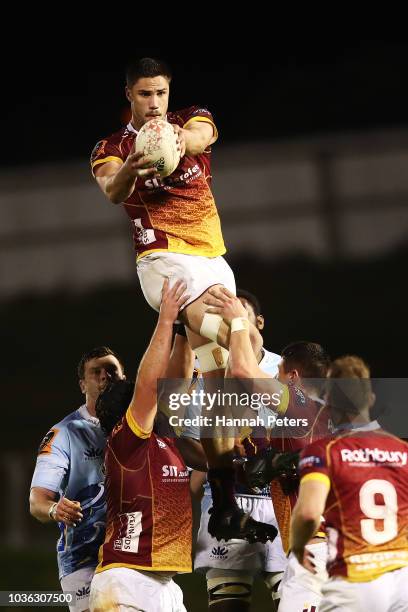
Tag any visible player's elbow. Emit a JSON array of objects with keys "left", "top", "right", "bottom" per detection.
[
  {"left": 185, "top": 136, "right": 210, "bottom": 157},
  {"left": 29, "top": 496, "right": 44, "bottom": 523},
  {"left": 105, "top": 188, "right": 123, "bottom": 205}
]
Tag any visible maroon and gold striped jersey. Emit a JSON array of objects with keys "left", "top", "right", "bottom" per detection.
[
  {"left": 91, "top": 106, "right": 225, "bottom": 260},
  {"left": 96, "top": 409, "right": 192, "bottom": 574},
  {"left": 299, "top": 426, "right": 408, "bottom": 581}
]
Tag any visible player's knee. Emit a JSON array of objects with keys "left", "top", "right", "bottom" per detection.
[
  {"left": 207, "top": 573, "right": 253, "bottom": 610},
  {"left": 195, "top": 342, "right": 229, "bottom": 372}
]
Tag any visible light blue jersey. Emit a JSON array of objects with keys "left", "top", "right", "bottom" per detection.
[{"left": 31, "top": 405, "right": 106, "bottom": 579}]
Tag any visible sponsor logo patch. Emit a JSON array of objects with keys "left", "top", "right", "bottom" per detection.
[
  {"left": 341, "top": 448, "right": 408, "bottom": 466},
  {"left": 299, "top": 455, "right": 324, "bottom": 469},
  {"left": 84, "top": 446, "right": 104, "bottom": 460},
  {"left": 210, "top": 545, "right": 229, "bottom": 560},
  {"left": 76, "top": 585, "right": 90, "bottom": 599}
]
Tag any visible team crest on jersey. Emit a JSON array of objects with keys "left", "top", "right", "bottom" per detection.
[
  {"left": 38, "top": 428, "right": 58, "bottom": 455},
  {"left": 91, "top": 139, "right": 107, "bottom": 162}
]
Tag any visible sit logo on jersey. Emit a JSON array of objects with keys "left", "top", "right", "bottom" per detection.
[{"left": 162, "top": 465, "right": 189, "bottom": 481}]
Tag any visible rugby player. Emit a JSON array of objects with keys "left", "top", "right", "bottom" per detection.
[
  {"left": 30, "top": 347, "right": 125, "bottom": 612},
  {"left": 292, "top": 355, "right": 408, "bottom": 611}
]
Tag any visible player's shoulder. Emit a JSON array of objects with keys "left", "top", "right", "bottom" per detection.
[
  {"left": 50, "top": 405, "right": 98, "bottom": 434},
  {"left": 36, "top": 410, "right": 79, "bottom": 456},
  {"left": 43, "top": 407, "right": 78, "bottom": 432},
  {"left": 91, "top": 125, "right": 132, "bottom": 159},
  {"left": 349, "top": 427, "right": 408, "bottom": 450},
  {"left": 169, "top": 105, "right": 213, "bottom": 125},
  {"left": 299, "top": 435, "right": 331, "bottom": 461}
]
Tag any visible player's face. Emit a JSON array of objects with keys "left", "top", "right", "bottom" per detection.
[
  {"left": 80, "top": 355, "right": 125, "bottom": 402},
  {"left": 238, "top": 298, "right": 264, "bottom": 330},
  {"left": 126, "top": 76, "right": 170, "bottom": 129}
]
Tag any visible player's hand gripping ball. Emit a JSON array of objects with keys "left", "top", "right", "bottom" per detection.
[{"left": 135, "top": 119, "right": 181, "bottom": 178}]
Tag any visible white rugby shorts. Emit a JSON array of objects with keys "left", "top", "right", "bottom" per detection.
[
  {"left": 195, "top": 493, "right": 287, "bottom": 574},
  {"left": 278, "top": 542, "right": 328, "bottom": 612},
  {"left": 89, "top": 567, "right": 186, "bottom": 612},
  {"left": 137, "top": 252, "right": 236, "bottom": 312},
  {"left": 60, "top": 566, "right": 95, "bottom": 612},
  {"left": 320, "top": 566, "right": 408, "bottom": 612}
]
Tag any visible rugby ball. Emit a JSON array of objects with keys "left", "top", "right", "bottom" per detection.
[{"left": 135, "top": 118, "right": 181, "bottom": 178}]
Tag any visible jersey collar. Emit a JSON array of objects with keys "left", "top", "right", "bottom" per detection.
[
  {"left": 78, "top": 404, "right": 100, "bottom": 426},
  {"left": 334, "top": 420, "right": 381, "bottom": 433}
]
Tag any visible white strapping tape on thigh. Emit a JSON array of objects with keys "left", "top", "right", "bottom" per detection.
[
  {"left": 200, "top": 313, "right": 223, "bottom": 343},
  {"left": 195, "top": 342, "right": 229, "bottom": 372}
]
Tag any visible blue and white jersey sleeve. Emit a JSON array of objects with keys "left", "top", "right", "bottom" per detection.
[{"left": 31, "top": 426, "right": 70, "bottom": 493}]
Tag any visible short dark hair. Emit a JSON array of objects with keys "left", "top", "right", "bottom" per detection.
[
  {"left": 236, "top": 288, "right": 262, "bottom": 317},
  {"left": 126, "top": 57, "right": 172, "bottom": 88},
  {"left": 77, "top": 347, "right": 124, "bottom": 380},
  {"left": 95, "top": 380, "right": 135, "bottom": 436},
  {"left": 281, "top": 341, "right": 330, "bottom": 380}
]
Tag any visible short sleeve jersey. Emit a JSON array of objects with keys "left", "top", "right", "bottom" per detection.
[
  {"left": 91, "top": 106, "right": 225, "bottom": 260},
  {"left": 299, "top": 426, "right": 408, "bottom": 582},
  {"left": 96, "top": 408, "right": 192, "bottom": 574},
  {"left": 31, "top": 406, "right": 106, "bottom": 579},
  {"left": 270, "top": 385, "right": 331, "bottom": 552}
]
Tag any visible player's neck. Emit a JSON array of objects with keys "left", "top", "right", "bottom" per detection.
[
  {"left": 85, "top": 400, "right": 97, "bottom": 417},
  {"left": 335, "top": 413, "right": 371, "bottom": 429},
  {"left": 130, "top": 118, "right": 142, "bottom": 132}
]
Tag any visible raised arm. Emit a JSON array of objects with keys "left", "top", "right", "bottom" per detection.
[
  {"left": 128, "top": 279, "right": 189, "bottom": 432},
  {"left": 165, "top": 326, "right": 195, "bottom": 380}
]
